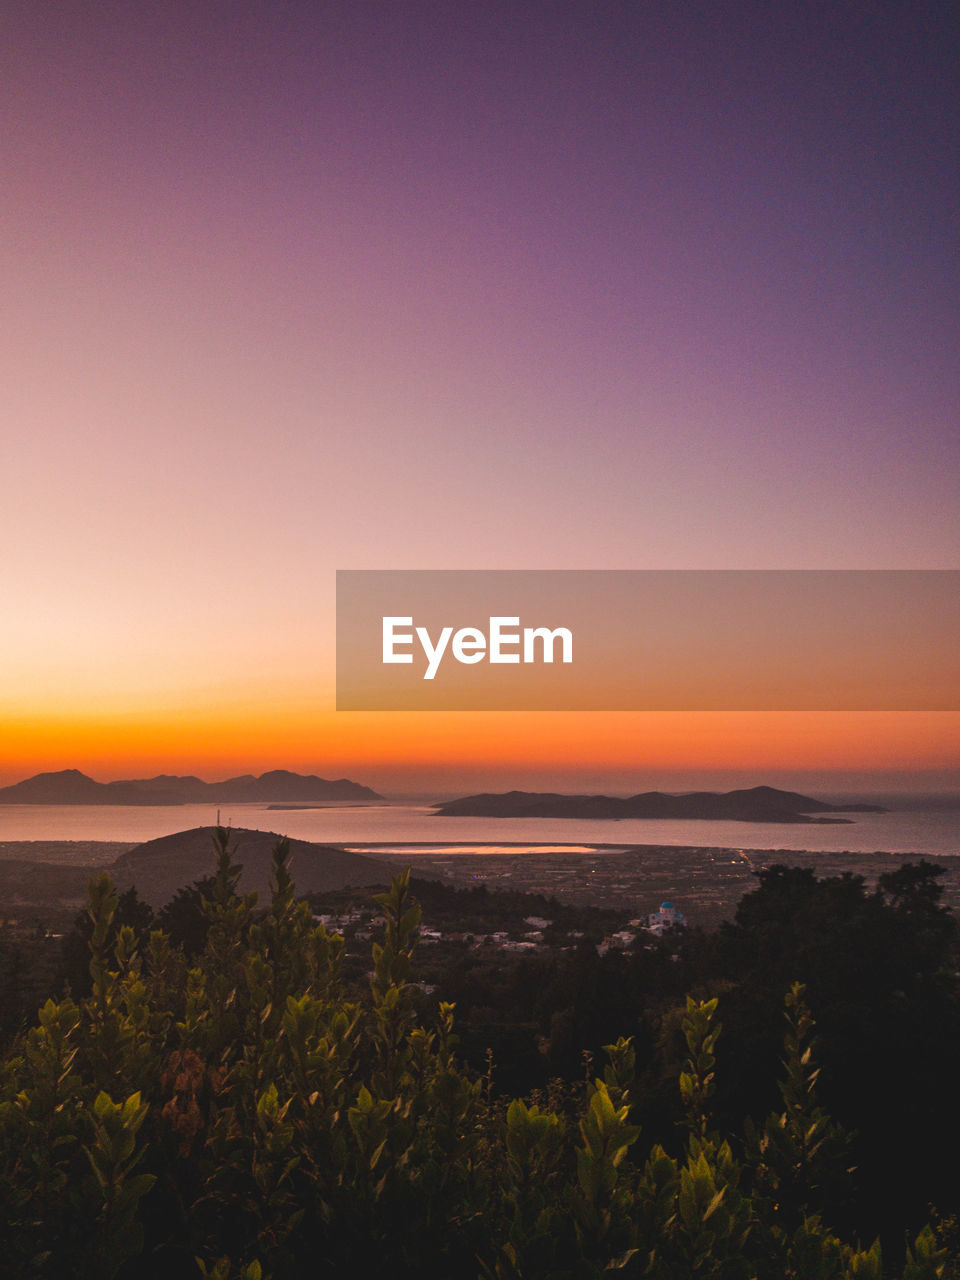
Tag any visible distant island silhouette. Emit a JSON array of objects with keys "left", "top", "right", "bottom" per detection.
[
  {"left": 433, "top": 785, "right": 887, "bottom": 824},
  {"left": 0, "top": 768, "right": 382, "bottom": 806}
]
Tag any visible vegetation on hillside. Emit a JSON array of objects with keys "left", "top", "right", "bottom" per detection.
[{"left": 0, "top": 829, "right": 956, "bottom": 1278}]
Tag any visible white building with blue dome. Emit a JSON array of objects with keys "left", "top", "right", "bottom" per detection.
[{"left": 645, "top": 900, "right": 687, "bottom": 936}]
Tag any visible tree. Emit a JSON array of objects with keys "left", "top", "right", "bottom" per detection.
[
  {"left": 58, "top": 885, "right": 154, "bottom": 999},
  {"left": 155, "top": 876, "right": 216, "bottom": 957}
]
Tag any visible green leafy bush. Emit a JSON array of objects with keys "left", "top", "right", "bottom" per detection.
[{"left": 0, "top": 830, "right": 954, "bottom": 1279}]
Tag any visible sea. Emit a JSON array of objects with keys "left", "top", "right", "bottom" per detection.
[{"left": 0, "top": 801, "right": 956, "bottom": 858}]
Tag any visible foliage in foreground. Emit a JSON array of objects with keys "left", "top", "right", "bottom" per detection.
[{"left": 0, "top": 829, "right": 953, "bottom": 1279}]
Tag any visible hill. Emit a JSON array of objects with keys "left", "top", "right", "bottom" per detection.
[
  {"left": 110, "top": 826, "right": 389, "bottom": 907},
  {"left": 0, "top": 769, "right": 383, "bottom": 806},
  {"left": 433, "top": 785, "right": 886, "bottom": 823}
]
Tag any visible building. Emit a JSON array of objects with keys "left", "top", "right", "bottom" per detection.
[{"left": 644, "top": 901, "right": 687, "bottom": 936}]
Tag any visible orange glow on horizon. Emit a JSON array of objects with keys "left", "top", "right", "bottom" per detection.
[{"left": 1, "top": 703, "right": 956, "bottom": 790}]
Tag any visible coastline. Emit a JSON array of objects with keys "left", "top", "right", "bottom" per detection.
[{"left": 3, "top": 838, "right": 959, "bottom": 929}]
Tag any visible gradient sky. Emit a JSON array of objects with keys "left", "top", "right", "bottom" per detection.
[{"left": 1, "top": 1, "right": 957, "bottom": 791}]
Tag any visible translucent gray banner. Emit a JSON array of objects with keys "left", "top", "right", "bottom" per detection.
[{"left": 336, "top": 570, "right": 959, "bottom": 710}]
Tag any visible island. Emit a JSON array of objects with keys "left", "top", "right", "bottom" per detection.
[
  {"left": 432, "top": 785, "right": 887, "bottom": 824},
  {"left": 0, "top": 768, "right": 383, "bottom": 806}
]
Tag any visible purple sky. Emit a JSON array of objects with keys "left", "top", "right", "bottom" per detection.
[{"left": 1, "top": 1, "right": 957, "bottom": 783}]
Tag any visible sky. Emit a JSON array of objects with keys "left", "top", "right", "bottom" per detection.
[{"left": 1, "top": 1, "right": 957, "bottom": 793}]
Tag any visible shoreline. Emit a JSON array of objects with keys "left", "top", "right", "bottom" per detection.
[
  {"left": 1, "top": 837, "right": 956, "bottom": 862},
  {"left": 2, "top": 839, "right": 959, "bottom": 927}
]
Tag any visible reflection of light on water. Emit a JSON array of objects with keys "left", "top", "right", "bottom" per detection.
[
  {"left": 0, "top": 804, "right": 954, "bottom": 857},
  {"left": 345, "top": 844, "right": 600, "bottom": 856}
]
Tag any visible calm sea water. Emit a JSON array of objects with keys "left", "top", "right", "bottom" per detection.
[{"left": 0, "top": 802, "right": 956, "bottom": 857}]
